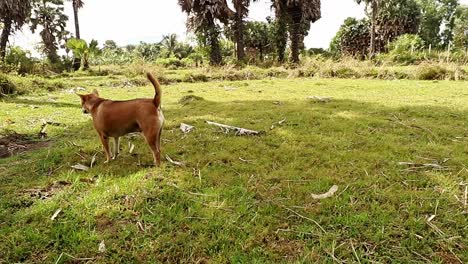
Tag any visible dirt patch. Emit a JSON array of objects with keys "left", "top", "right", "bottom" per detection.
[
  {"left": 0, "top": 132, "right": 50, "bottom": 159},
  {"left": 178, "top": 95, "right": 205, "bottom": 106},
  {"left": 22, "top": 180, "right": 72, "bottom": 200}
]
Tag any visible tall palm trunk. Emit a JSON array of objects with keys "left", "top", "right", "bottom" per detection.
[
  {"left": 208, "top": 27, "right": 222, "bottom": 65},
  {"left": 73, "top": 2, "right": 81, "bottom": 39},
  {"left": 0, "top": 20, "right": 12, "bottom": 60},
  {"left": 234, "top": 14, "right": 245, "bottom": 61},
  {"left": 369, "top": 0, "right": 376, "bottom": 57},
  {"left": 234, "top": 0, "right": 245, "bottom": 61},
  {"left": 275, "top": 16, "right": 287, "bottom": 63},
  {"left": 289, "top": 16, "right": 301, "bottom": 64}
]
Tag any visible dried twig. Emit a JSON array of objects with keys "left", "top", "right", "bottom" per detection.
[
  {"left": 350, "top": 241, "right": 362, "bottom": 264},
  {"left": 284, "top": 207, "right": 327, "bottom": 233},
  {"left": 51, "top": 208, "right": 62, "bottom": 221},
  {"left": 90, "top": 153, "right": 97, "bottom": 168},
  {"left": 54, "top": 252, "right": 94, "bottom": 264},
  {"left": 165, "top": 155, "right": 185, "bottom": 167},
  {"left": 71, "top": 164, "right": 90, "bottom": 171},
  {"left": 180, "top": 123, "right": 195, "bottom": 134},
  {"left": 270, "top": 118, "right": 286, "bottom": 130},
  {"left": 311, "top": 185, "right": 339, "bottom": 199},
  {"left": 307, "top": 96, "right": 333, "bottom": 103},
  {"left": 206, "top": 121, "right": 261, "bottom": 136},
  {"left": 398, "top": 161, "right": 448, "bottom": 172}
]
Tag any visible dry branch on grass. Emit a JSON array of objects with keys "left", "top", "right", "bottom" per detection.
[
  {"left": 165, "top": 155, "right": 185, "bottom": 167},
  {"left": 307, "top": 96, "right": 333, "bottom": 103},
  {"left": 398, "top": 161, "right": 449, "bottom": 172},
  {"left": 206, "top": 121, "right": 261, "bottom": 136},
  {"left": 311, "top": 185, "right": 339, "bottom": 199},
  {"left": 180, "top": 123, "right": 195, "bottom": 134},
  {"left": 270, "top": 118, "right": 286, "bottom": 130},
  {"left": 50, "top": 208, "right": 62, "bottom": 221},
  {"left": 71, "top": 163, "right": 90, "bottom": 171},
  {"left": 38, "top": 120, "right": 62, "bottom": 139}
]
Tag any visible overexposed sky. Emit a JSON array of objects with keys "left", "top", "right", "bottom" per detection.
[{"left": 10, "top": 0, "right": 468, "bottom": 55}]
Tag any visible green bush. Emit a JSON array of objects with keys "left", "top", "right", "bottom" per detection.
[
  {"left": 156, "top": 57, "right": 186, "bottom": 68},
  {"left": 415, "top": 64, "right": 448, "bottom": 80},
  {"left": 4, "top": 46, "right": 37, "bottom": 74},
  {"left": 183, "top": 73, "right": 209, "bottom": 82},
  {"left": 0, "top": 74, "right": 18, "bottom": 97}
]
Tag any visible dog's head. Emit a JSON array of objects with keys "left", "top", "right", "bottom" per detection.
[{"left": 77, "top": 89, "right": 100, "bottom": 114}]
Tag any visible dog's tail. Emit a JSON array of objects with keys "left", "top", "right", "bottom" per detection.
[{"left": 147, "top": 72, "right": 162, "bottom": 107}]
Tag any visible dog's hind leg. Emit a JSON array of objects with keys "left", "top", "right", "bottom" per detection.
[
  {"left": 142, "top": 128, "right": 160, "bottom": 167},
  {"left": 99, "top": 134, "right": 112, "bottom": 163},
  {"left": 112, "top": 137, "right": 120, "bottom": 159},
  {"left": 155, "top": 126, "right": 162, "bottom": 165}
]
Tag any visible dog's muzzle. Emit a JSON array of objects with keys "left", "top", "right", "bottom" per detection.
[{"left": 82, "top": 108, "right": 89, "bottom": 114}]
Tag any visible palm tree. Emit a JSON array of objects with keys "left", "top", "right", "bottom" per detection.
[
  {"left": 272, "top": 0, "right": 321, "bottom": 64},
  {"left": 0, "top": 0, "right": 32, "bottom": 60},
  {"left": 161, "top": 33, "right": 178, "bottom": 57},
  {"left": 66, "top": 38, "right": 100, "bottom": 70},
  {"left": 232, "top": 0, "right": 253, "bottom": 62},
  {"left": 30, "top": 0, "right": 69, "bottom": 64},
  {"left": 179, "top": 0, "right": 234, "bottom": 65},
  {"left": 355, "top": 0, "right": 380, "bottom": 57},
  {"left": 70, "top": 0, "right": 84, "bottom": 39}
]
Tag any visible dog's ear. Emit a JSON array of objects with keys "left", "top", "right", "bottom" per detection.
[
  {"left": 76, "top": 93, "right": 85, "bottom": 99},
  {"left": 92, "top": 89, "right": 99, "bottom": 96}
]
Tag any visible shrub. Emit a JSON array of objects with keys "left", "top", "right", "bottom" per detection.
[
  {"left": 183, "top": 73, "right": 209, "bottom": 82},
  {"left": 0, "top": 74, "right": 18, "bottom": 97},
  {"left": 156, "top": 57, "right": 186, "bottom": 68},
  {"left": 415, "top": 64, "right": 448, "bottom": 80}
]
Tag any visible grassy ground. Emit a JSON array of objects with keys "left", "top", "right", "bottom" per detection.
[{"left": 0, "top": 76, "right": 467, "bottom": 263}]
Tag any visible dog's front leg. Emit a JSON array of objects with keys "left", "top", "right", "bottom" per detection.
[
  {"left": 112, "top": 137, "right": 120, "bottom": 160},
  {"left": 99, "top": 134, "right": 112, "bottom": 163}
]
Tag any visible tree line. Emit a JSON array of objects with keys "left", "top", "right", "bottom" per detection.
[{"left": 0, "top": 0, "right": 467, "bottom": 71}]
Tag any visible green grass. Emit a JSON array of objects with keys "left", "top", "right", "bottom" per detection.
[{"left": 0, "top": 76, "right": 467, "bottom": 263}]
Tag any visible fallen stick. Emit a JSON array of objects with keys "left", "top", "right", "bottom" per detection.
[
  {"left": 270, "top": 118, "right": 286, "bottom": 130},
  {"left": 284, "top": 207, "right": 327, "bottom": 233},
  {"left": 71, "top": 164, "right": 90, "bottom": 171},
  {"left": 206, "top": 121, "right": 261, "bottom": 136},
  {"left": 398, "top": 162, "right": 447, "bottom": 171},
  {"left": 51, "top": 208, "right": 62, "bottom": 221},
  {"left": 307, "top": 96, "right": 333, "bottom": 103},
  {"left": 311, "top": 185, "right": 339, "bottom": 199},
  {"left": 180, "top": 123, "right": 195, "bottom": 134},
  {"left": 165, "top": 155, "right": 185, "bottom": 167}
]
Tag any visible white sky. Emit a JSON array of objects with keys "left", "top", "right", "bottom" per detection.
[{"left": 9, "top": 0, "right": 468, "bottom": 55}]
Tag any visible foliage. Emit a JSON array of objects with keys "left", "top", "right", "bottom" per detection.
[
  {"left": 439, "top": 0, "right": 458, "bottom": 47},
  {"left": 243, "top": 21, "right": 275, "bottom": 62},
  {"left": 416, "top": 0, "right": 444, "bottom": 48},
  {"left": 134, "top": 42, "right": 162, "bottom": 61},
  {"left": 179, "top": 0, "right": 233, "bottom": 65},
  {"left": 0, "top": 72, "right": 16, "bottom": 96},
  {"left": 272, "top": 0, "right": 321, "bottom": 63},
  {"left": 4, "top": 46, "right": 37, "bottom": 74},
  {"left": 388, "top": 34, "right": 425, "bottom": 53},
  {"left": 0, "top": 0, "right": 33, "bottom": 59},
  {"left": 453, "top": 4, "right": 468, "bottom": 49},
  {"left": 374, "top": 0, "right": 422, "bottom": 52},
  {"left": 30, "top": 0, "right": 69, "bottom": 65},
  {"left": 65, "top": 38, "right": 100, "bottom": 70},
  {"left": 330, "top": 18, "right": 371, "bottom": 58}
]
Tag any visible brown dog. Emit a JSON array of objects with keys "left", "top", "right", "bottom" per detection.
[{"left": 78, "top": 73, "right": 164, "bottom": 166}]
